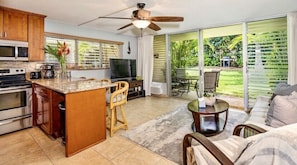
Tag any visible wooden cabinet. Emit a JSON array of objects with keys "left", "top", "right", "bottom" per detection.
[
  {"left": 33, "top": 82, "right": 107, "bottom": 157},
  {"left": 34, "top": 84, "right": 51, "bottom": 134},
  {"left": 33, "top": 84, "right": 64, "bottom": 138},
  {"left": 28, "top": 14, "right": 45, "bottom": 61},
  {"left": 0, "top": 6, "right": 46, "bottom": 61},
  {"left": 127, "top": 80, "right": 145, "bottom": 100},
  {"left": 0, "top": 7, "right": 28, "bottom": 41}
]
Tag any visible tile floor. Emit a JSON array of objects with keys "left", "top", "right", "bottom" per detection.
[{"left": 0, "top": 96, "right": 190, "bottom": 165}]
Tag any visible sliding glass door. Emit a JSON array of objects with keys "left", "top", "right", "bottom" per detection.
[{"left": 152, "top": 17, "right": 288, "bottom": 110}]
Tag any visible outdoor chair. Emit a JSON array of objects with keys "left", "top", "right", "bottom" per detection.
[
  {"left": 173, "top": 68, "right": 191, "bottom": 95},
  {"left": 195, "top": 70, "right": 220, "bottom": 96}
]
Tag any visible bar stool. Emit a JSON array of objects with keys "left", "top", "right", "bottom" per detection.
[{"left": 106, "top": 81, "right": 129, "bottom": 137}]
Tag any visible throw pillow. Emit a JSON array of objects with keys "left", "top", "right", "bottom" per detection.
[
  {"left": 265, "top": 92, "right": 297, "bottom": 127},
  {"left": 269, "top": 83, "right": 297, "bottom": 104},
  {"left": 236, "top": 123, "right": 297, "bottom": 164}
]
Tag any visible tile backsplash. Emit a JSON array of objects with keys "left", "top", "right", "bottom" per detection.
[
  {"left": 0, "top": 61, "right": 44, "bottom": 78},
  {"left": 0, "top": 61, "right": 43, "bottom": 71}
]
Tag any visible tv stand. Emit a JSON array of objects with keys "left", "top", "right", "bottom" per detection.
[{"left": 127, "top": 80, "right": 145, "bottom": 100}]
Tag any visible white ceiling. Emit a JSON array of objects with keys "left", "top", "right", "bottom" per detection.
[{"left": 1, "top": 0, "right": 297, "bottom": 37}]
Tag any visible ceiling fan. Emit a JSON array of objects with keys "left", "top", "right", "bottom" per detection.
[{"left": 97, "top": 3, "right": 184, "bottom": 31}]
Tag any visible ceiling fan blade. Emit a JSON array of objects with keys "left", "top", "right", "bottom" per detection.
[
  {"left": 118, "top": 23, "right": 133, "bottom": 30},
  {"left": 150, "top": 16, "right": 184, "bottom": 22},
  {"left": 99, "top": 16, "right": 131, "bottom": 20},
  {"left": 148, "top": 23, "right": 161, "bottom": 31}
]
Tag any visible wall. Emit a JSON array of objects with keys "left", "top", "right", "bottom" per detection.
[
  {"left": 0, "top": 19, "right": 138, "bottom": 80},
  {"left": 45, "top": 19, "right": 137, "bottom": 79}
]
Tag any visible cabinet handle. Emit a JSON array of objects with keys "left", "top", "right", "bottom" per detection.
[{"left": 4, "top": 32, "right": 7, "bottom": 38}]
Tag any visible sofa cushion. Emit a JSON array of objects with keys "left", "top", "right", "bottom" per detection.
[
  {"left": 192, "top": 136, "right": 249, "bottom": 164},
  {"left": 244, "top": 96, "right": 270, "bottom": 127},
  {"left": 269, "top": 83, "right": 297, "bottom": 104},
  {"left": 266, "top": 91, "right": 297, "bottom": 127},
  {"left": 235, "top": 123, "right": 297, "bottom": 164},
  {"left": 274, "top": 83, "right": 297, "bottom": 95}
]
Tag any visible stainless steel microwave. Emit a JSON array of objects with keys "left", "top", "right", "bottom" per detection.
[{"left": 0, "top": 40, "right": 29, "bottom": 61}]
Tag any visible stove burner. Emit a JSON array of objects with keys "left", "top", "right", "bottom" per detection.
[{"left": 0, "top": 68, "right": 31, "bottom": 88}]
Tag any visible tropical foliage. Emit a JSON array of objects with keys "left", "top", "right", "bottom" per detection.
[
  {"left": 170, "top": 35, "right": 243, "bottom": 75},
  {"left": 171, "top": 39, "right": 198, "bottom": 77},
  {"left": 204, "top": 35, "right": 242, "bottom": 67}
]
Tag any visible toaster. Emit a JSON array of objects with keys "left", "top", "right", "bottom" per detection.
[{"left": 30, "top": 71, "right": 41, "bottom": 79}]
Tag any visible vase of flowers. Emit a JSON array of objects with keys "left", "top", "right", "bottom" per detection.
[{"left": 44, "top": 41, "right": 70, "bottom": 77}]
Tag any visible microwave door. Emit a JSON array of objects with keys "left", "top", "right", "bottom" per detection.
[
  {"left": 0, "top": 46, "right": 16, "bottom": 60},
  {"left": 16, "top": 47, "right": 29, "bottom": 61}
]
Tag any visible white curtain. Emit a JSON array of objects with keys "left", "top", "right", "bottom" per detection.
[
  {"left": 137, "top": 35, "right": 154, "bottom": 96},
  {"left": 287, "top": 12, "right": 297, "bottom": 85}
]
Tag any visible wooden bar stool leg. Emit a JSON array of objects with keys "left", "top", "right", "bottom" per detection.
[
  {"left": 110, "top": 107, "right": 116, "bottom": 137},
  {"left": 114, "top": 107, "right": 118, "bottom": 125},
  {"left": 120, "top": 105, "right": 128, "bottom": 130}
]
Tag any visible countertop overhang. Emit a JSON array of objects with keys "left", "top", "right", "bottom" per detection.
[{"left": 31, "top": 78, "right": 115, "bottom": 94}]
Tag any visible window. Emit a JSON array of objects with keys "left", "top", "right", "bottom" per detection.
[
  {"left": 45, "top": 37, "right": 76, "bottom": 66},
  {"left": 153, "top": 35, "right": 167, "bottom": 82},
  {"left": 247, "top": 17, "right": 288, "bottom": 98},
  {"left": 44, "top": 33, "right": 123, "bottom": 69}
]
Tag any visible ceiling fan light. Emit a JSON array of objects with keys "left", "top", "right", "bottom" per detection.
[{"left": 132, "top": 20, "right": 150, "bottom": 29}]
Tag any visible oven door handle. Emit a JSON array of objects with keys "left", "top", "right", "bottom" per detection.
[
  {"left": 0, "top": 85, "right": 31, "bottom": 93},
  {"left": 0, "top": 115, "right": 31, "bottom": 126}
]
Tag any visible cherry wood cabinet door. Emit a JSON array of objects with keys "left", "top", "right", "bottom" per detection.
[
  {"left": 28, "top": 14, "right": 45, "bottom": 61},
  {"left": 1, "top": 8, "right": 28, "bottom": 41},
  {"left": 34, "top": 84, "right": 52, "bottom": 135},
  {"left": 0, "top": 10, "right": 3, "bottom": 38},
  {"left": 36, "top": 93, "right": 51, "bottom": 134}
]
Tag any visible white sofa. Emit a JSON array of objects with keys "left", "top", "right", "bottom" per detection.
[
  {"left": 184, "top": 87, "right": 297, "bottom": 165},
  {"left": 184, "top": 123, "right": 297, "bottom": 165}
]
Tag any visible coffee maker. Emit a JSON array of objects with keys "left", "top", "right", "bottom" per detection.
[{"left": 42, "top": 64, "right": 55, "bottom": 79}]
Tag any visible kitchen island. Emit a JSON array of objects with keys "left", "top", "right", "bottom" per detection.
[{"left": 32, "top": 78, "right": 114, "bottom": 157}]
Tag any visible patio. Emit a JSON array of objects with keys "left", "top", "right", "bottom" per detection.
[{"left": 173, "top": 90, "right": 244, "bottom": 110}]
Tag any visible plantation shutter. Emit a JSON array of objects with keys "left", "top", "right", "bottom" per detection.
[
  {"left": 45, "top": 34, "right": 122, "bottom": 69},
  {"left": 153, "top": 35, "right": 167, "bottom": 82},
  {"left": 77, "top": 41, "right": 100, "bottom": 69},
  {"left": 247, "top": 17, "right": 288, "bottom": 107},
  {"left": 102, "top": 43, "right": 119, "bottom": 68},
  {"left": 45, "top": 37, "right": 75, "bottom": 65}
]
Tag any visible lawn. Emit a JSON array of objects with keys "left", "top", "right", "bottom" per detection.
[
  {"left": 181, "top": 67, "right": 244, "bottom": 97},
  {"left": 216, "top": 69, "right": 243, "bottom": 97}
]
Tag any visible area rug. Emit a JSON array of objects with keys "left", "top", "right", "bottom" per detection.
[{"left": 122, "top": 103, "right": 249, "bottom": 164}]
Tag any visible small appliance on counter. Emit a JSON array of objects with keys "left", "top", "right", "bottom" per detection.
[
  {"left": 30, "top": 70, "right": 41, "bottom": 79},
  {"left": 42, "top": 64, "right": 55, "bottom": 79}
]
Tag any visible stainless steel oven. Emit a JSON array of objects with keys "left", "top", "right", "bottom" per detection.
[{"left": 0, "top": 68, "right": 32, "bottom": 135}]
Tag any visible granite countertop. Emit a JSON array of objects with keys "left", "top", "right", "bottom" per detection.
[{"left": 31, "top": 78, "right": 115, "bottom": 94}]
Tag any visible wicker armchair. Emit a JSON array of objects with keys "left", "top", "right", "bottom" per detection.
[{"left": 183, "top": 124, "right": 266, "bottom": 165}]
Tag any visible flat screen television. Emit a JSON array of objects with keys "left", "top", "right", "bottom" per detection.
[{"left": 109, "top": 58, "right": 136, "bottom": 81}]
